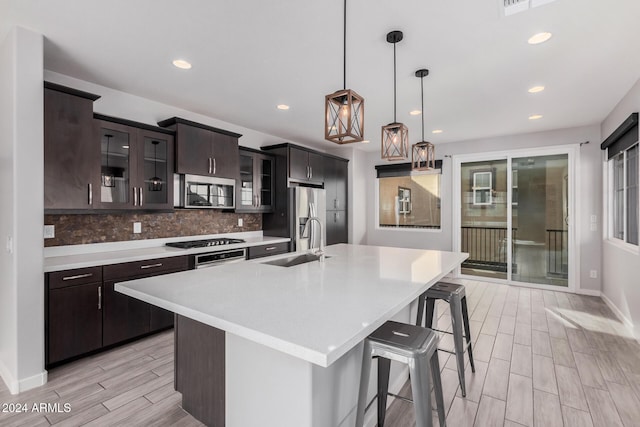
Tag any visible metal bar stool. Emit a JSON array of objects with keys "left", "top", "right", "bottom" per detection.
[
  {"left": 356, "top": 321, "right": 446, "bottom": 427},
  {"left": 416, "top": 281, "right": 475, "bottom": 397}
]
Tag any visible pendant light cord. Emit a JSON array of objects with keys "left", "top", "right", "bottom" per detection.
[
  {"left": 393, "top": 41, "right": 397, "bottom": 122},
  {"left": 343, "top": 0, "right": 347, "bottom": 90},
  {"left": 421, "top": 75, "right": 425, "bottom": 141}
]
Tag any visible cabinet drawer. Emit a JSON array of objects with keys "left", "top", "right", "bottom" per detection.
[
  {"left": 49, "top": 266, "right": 103, "bottom": 290},
  {"left": 104, "top": 256, "right": 189, "bottom": 281},
  {"left": 247, "top": 242, "right": 289, "bottom": 259}
]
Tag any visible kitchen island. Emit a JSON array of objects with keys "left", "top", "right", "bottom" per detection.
[{"left": 116, "top": 244, "right": 467, "bottom": 427}]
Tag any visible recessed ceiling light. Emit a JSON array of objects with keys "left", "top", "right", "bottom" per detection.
[
  {"left": 529, "top": 114, "right": 543, "bottom": 120},
  {"left": 172, "top": 59, "right": 192, "bottom": 69},
  {"left": 361, "top": 140, "right": 370, "bottom": 144},
  {"left": 528, "top": 85, "right": 545, "bottom": 93},
  {"left": 277, "top": 104, "right": 290, "bottom": 110},
  {"left": 432, "top": 129, "right": 443, "bottom": 134},
  {"left": 528, "top": 32, "right": 552, "bottom": 45},
  {"left": 410, "top": 110, "right": 421, "bottom": 116}
]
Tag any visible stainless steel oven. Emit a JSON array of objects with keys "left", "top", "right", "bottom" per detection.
[{"left": 194, "top": 248, "right": 247, "bottom": 269}]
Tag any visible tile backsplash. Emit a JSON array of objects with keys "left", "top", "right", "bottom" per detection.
[{"left": 44, "top": 210, "right": 261, "bottom": 247}]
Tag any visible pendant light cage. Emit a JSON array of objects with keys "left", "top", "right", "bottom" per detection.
[
  {"left": 411, "top": 68, "right": 436, "bottom": 170},
  {"left": 381, "top": 122, "right": 409, "bottom": 161},
  {"left": 412, "top": 141, "right": 435, "bottom": 170},
  {"left": 325, "top": 89, "right": 365, "bottom": 143},
  {"left": 381, "top": 30, "right": 409, "bottom": 161},
  {"left": 149, "top": 140, "right": 163, "bottom": 192},
  {"left": 324, "top": 0, "right": 365, "bottom": 144}
]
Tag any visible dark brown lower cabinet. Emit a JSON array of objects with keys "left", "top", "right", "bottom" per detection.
[
  {"left": 102, "top": 280, "right": 151, "bottom": 347},
  {"left": 46, "top": 256, "right": 189, "bottom": 367},
  {"left": 326, "top": 210, "right": 348, "bottom": 245},
  {"left": 48, "top": 282, "right": 103, "bottom": 366}
]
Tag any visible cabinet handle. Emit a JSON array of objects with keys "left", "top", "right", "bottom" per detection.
[
  {"left": 88, "top": 183, "right": 93, "bottom": 206},
  {"left": 213, "top": 158, "right": 217, "bottom": 174},
  {"left": 208, "top": 158, "right": 212, "bottom": 174},
  {"left": 140, "top": 263, "right": 163, "bottom": 270},
  {"left": 62, "top": 273, "right": 93, "bottom": 281},
  {"left": 265, "top": 246, "right": 277, "bottom": 251},
  {"left": 139, "top": 187, "right": 143, "bottom": 207},
  {"left": 309, "top": 166, "right": 313, "bottom": 179},
  {"left": 133, "top": 187, "right": 138, "bottom": 206},
  {"left": 98, "top": 286, "right": 102, "bottom": 310},
  {"left": 334, "top": 212, "right": 338, "bottom": 222},
  {"left": 306, "top": 165, "right": 310, "bottom": 179},
  {"left": 254, "top": 194, "right": 258, "bottom": 207}
]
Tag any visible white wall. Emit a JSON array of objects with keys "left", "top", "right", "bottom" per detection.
[
  {"left": 361, "top": 124, "right": 603, "bottom": 293},
  {"left": 600, "top": 77, "right": 640, "bottom": 339},
  {"left": 0, "top": 26, "right": 46, "bottom": 394}
]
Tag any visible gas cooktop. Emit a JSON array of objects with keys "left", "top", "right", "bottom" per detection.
[{"left": 166, "top": 238, "right": 246, "bottom": 249}]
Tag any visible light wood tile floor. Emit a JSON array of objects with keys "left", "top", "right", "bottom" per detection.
[
  {"left": 1, "top": 279, "right": 639, "bottom": 426},
  {"left": 382, "top": 278, "right": 640, "bottom": 427}
]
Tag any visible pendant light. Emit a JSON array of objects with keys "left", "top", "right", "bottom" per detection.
[
  {"left": 324, "top": 0, "right": 364, "bottom": 144},
  {"left": 149, "top": 140, "right": 163, "bottom": 192},
  {"left": 101, "top": 134, "right": 116, "bottom": 188},
  {"left": 411, "top": 69, "right": 436, "bottom": 170},
  {"left": 381, "top": 31, "right": 409, "bottom": 161}
]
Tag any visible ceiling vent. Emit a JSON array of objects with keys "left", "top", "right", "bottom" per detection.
[{"left": 502, "top": 0, "right": 557, "bottom": 16}]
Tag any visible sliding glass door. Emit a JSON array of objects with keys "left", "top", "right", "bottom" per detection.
[{"left": 457, "top": 149, "right": 572, "bottom": 288}]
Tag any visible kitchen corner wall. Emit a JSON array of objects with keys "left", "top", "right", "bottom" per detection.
[{"left": 44, "top": 211, "right": 261, "bottom": 247}]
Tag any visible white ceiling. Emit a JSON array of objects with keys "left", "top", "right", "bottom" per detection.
[{"left": 4, "top": 0, "right": 640, "bottom": 153}]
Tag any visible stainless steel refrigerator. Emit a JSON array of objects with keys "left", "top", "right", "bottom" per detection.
[{"left": 290, "top": 187, "right": 326, "bottom": 252}]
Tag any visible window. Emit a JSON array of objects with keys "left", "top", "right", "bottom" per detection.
[
  {"left": 473, "top": 171, "right": 492, "bottom": 205},
  {"left": 610, "top": 143, "right": 639, "bottom": 245},
  {"left": 398, "top": 187, "right": 411, "bottom": 214},
  {"left": 378, "top": 173, "right": 441, "bottom": 229}
]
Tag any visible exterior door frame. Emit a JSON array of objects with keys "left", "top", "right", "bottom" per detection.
[{"left": 452, "top": 144, "right": 580, "bottom": 292}]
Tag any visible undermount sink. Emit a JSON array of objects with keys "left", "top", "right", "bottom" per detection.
[{"left": 262, "top": 253, "right": 331, "bottom": 267}]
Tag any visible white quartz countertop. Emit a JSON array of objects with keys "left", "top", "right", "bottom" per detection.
[
  {"left": 43, "top": 235, "right": 290, "bottom": 272},
  {"left": 116, "top": 244, "right": 468, "bottom": 367}
]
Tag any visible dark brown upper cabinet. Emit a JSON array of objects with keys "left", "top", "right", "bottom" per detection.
[
  {"left": 95, "top": 115, "right": 174, "bottom": 211},
  {"left": 44, "top": 82, "right": 101, "bottom": 211},
  {"left": 288, "top": 146, "right": 324, "bottom": 184},
  {"left": 158, "top": 117, "right": 241, "bottom": 180},
  {"left": 236, "top": 147, "right": 275, "bottom": 213}
]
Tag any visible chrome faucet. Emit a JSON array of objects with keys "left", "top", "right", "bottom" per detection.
[{"left": 307, "top": 217, "right": 325, "bottom": 262}]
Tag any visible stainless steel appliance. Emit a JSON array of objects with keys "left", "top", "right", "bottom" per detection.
[
  {"left": 166, "top": 238, "right": 247, "bottom": 269},
  {"left": 290, "top": 187, "right": 326, "bottom": 252},
  {"left": 166, "top": 238, "right": 245, "bottom": 249},
  {"left": 174, "top": 174, "right": 236, "bottom": 209},
  {"left": 193, "top": 248, "right": 247, "bottom": 269}
]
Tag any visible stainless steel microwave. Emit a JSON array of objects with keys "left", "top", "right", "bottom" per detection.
[{"left": 174, "top": 174, "right": 236, "bottom": 209}]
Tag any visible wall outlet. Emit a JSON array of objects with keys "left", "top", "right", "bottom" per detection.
[
  {"left": 590, "top": 270, "right": 598, "bottom": 279},
  {"left": 237, "top": 218, "right": 243, "bottom": 227},
  {"left": 44, "top": 225, "right": 55, "bottom": 239},
  {"left": 133, "top": 222, "right": 142, "bottom": 234}
]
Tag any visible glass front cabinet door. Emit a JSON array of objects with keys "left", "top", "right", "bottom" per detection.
[
  {"left": 236, "top": 148, "right": 274, "bottom": 213},
  {"left": 97, "top": 119, "right": 173, "bottom": 210}
]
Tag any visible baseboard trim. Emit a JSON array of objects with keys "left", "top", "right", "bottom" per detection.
[
  {"left": 601, "top": 292, "right": 637, "bottom": 338},
  {"left": 0, "top": 360, "right": 47, "bottom": 395},
  {"left": 575, "top": 289, "right": 601, "bottom": 297},
  {"left": 19, "top": 371, "right": 47, "bottom": 393},
  {"left": 0, "top": 358, "right": 18, "bottom": 394}
]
